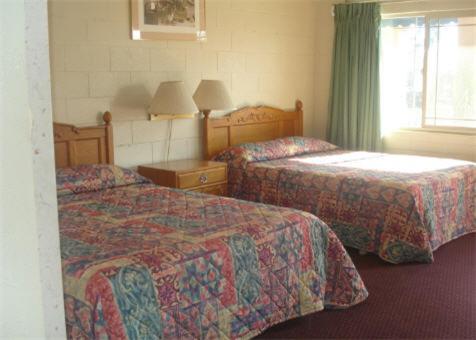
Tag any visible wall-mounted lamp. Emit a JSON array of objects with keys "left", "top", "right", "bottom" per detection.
[
  {"left": 149, "top": 81, "right": 198, "bottom": 161},
  {"left": 149, "top": 81, "right": 198, "bottom": 121}
]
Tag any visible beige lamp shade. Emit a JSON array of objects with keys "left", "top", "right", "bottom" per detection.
[
  {"left": 193, "top": 80, "right": 234, "bottom": 111},
  {"left": 149, "top": 81, "right": 198, "bottom": 120}
]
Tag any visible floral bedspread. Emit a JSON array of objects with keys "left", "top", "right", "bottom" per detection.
[
  {"left": 213, "top": 138, "right": 476, "bottom": 264},
  {"left": 58, "top": 169, "right": 367, "bottom": 339}
]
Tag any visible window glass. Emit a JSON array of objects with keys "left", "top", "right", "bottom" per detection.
[
  {"left": 381, "top": 15, "right": 476, "bottom": 131},
  {"left": 380, "top": 17, "right": 425, "bottom": 134},
  {"left": 426, "top": 17, "right": 476, "bottom": 128}
]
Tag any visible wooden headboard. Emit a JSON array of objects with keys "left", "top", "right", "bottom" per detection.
[
  {"left": 203, "top": 100, "right": 303, "bottom": 159},
  {"left": 53, "top": 112, "right": 114, "bottom": 168}
]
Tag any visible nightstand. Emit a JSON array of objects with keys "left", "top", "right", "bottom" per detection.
[{"left": 137, "top": 159, "right": 228, "bottom": 196}]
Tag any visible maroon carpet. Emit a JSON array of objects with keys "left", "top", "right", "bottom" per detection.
[{"left": 258, "top": 233, "right": 476, "bottom": 339}]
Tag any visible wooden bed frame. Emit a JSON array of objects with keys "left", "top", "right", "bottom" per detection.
[
  {"left": 203, "top": 100, "right": 304, "bottom": 159},
  {"left": 53, "top": 112, "right": 114, "bottom": 168}
]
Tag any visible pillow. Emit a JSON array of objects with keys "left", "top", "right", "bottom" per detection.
[
  {"left": 211, "top": 146, "right": 252, "bottom": 169},
  {"left": 56, "top": 164, "right": 151, "bottom": 196},
  {"left": 213, "top": 136, "right": 338, "bottom": 167},
  {"left": 284, "top": 136, "right": 338, "bottom": 155}
]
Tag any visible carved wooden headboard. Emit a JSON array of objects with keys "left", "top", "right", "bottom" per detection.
[
  {"left": 53, "top": 112, "right": 114, "bottom": 168},
  {"left": 203, "top": 100, "right": 303, "bottom": 159}
]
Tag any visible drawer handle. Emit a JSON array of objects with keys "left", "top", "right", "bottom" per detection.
[{"left": 199, "top": 174, "right": 208, "bottom": 184}]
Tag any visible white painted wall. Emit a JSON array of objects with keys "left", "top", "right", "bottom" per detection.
[
  {"left": 0, "top": 0, "right": 66, "bottom": 338},
  {"left": 47, "top": 0, "right": 322, "bottom": 167},
  {"left": 26, "top": 0, "right": 67, "bottom": 337},
  {"left": 384, "top": 130, "right": 476, "bottom": 161}
]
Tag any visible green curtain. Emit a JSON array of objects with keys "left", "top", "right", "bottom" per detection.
[{"left": 327, "top": 3, "right": 381, "bottom": 151}]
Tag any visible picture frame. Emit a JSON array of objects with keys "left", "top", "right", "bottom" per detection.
[{"left": 131, "top": 0, "right": 206, "bottom": 41}]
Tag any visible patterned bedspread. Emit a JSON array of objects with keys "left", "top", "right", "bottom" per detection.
[
  {"left": 214, "top": 137, "right": 476, "bottom": 264},
  {"left": 57, "top": 165, "right": 367, "bottom": 339}
]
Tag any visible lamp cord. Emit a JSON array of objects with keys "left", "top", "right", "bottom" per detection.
[{"left": 166, "top": 119, "right": 173, "bottom": 162}]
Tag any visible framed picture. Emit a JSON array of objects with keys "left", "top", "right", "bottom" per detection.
[{"left": 131, "top": 0, "right": 206, "bottom": 41}]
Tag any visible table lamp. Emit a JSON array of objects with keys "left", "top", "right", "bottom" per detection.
[{"left": 193, "top": 80, "right": 234, "bottom": 119}]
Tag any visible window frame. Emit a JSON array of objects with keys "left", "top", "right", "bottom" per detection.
[{"left": 382, "top": 9, "right": 476, "bottom": 134}]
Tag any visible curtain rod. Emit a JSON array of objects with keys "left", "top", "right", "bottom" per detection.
[
  {"left": 332, "top": 0, "right": 427, "bottom": 16},
  {"left": 342, "top": 0, "right": 427, "bottom": 4}
]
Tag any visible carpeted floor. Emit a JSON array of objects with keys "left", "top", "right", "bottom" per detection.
[{"left": 257, "top": 233, "right": 476, "bottom": 339}]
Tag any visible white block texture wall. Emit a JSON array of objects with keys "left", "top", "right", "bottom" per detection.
[{"left": 48, "top": 0, "right": 323, "bottom": 167}]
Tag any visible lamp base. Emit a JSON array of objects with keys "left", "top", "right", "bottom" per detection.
[{"left": 149, "top": 113, "right": 195, "bottom": 121}]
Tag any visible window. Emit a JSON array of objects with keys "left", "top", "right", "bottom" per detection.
[{"left": 381, "top": 14, "right": 476, "bottom": 132}]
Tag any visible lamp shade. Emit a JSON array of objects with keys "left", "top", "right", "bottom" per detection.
[
  {"left": 149, "top": 81, "right": 198, "bottom": 116},
  {"left": 193, "top": 80, "right": 234, "bottom": 111}
]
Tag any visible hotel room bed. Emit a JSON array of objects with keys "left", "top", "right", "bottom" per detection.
[
  {"left": 54, "top": 118, "right": 367, "bottom": 339},
  {"left": 58, "top": 165, "right": 367, "bottom": 339},
  {"left": 205, "top": 102, "right": 476, "bottom": 264}
]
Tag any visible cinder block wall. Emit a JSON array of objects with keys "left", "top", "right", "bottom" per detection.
[{"left": 48, "top": 0, "right": 325, "bottom": 167}]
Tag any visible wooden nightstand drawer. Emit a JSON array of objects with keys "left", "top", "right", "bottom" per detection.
[
  {"left": 177, "top": 167, "right": 226, "bottom": 189},
  {"left": 137, "top": 160, "right": 228, "bottom": 197},
  {"left": 191, "top": 183, "right": 227, "bottom": 196}
]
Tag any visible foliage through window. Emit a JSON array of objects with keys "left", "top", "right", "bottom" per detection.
[{"left": 380, "top": 14, "right": 476, "bottom": 133}]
